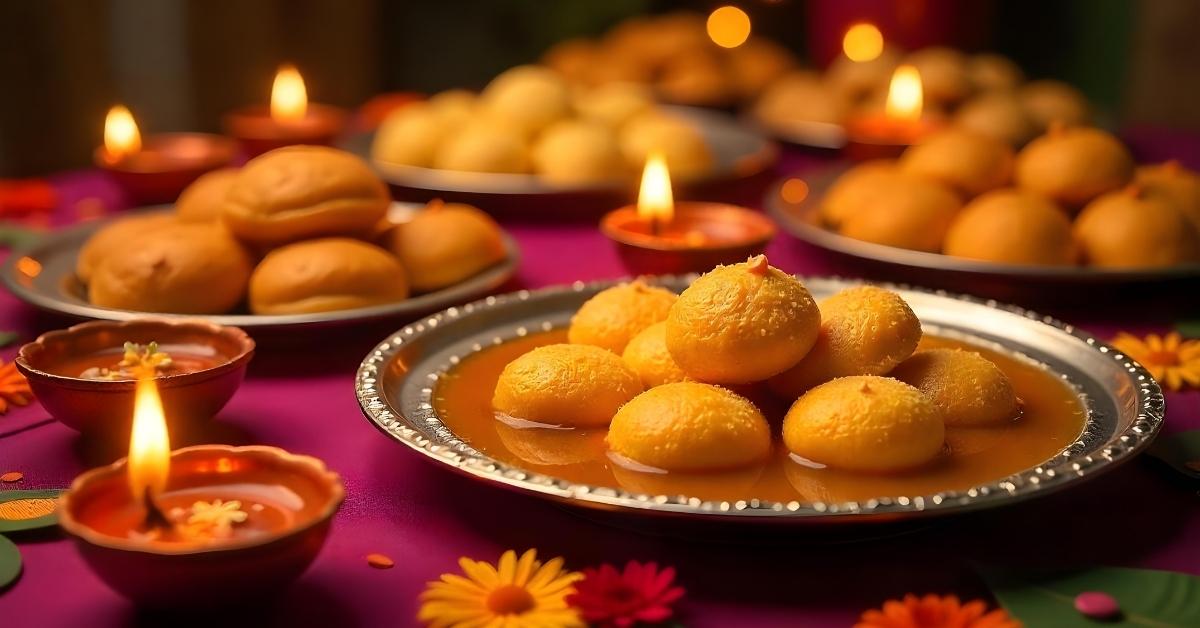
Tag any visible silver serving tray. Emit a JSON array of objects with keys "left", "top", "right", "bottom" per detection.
[
  {"left": 1, "top": 203, "right": 520, "bottom": 331},
  {"left": 342, "top": 106, "right": 778, "bottom": 196},
  {"left": 765, "top": 166, "right": 1200, "bottom": 301},
  {"left": 355, "top": 276, "right": 1163, "bottom": 524}
]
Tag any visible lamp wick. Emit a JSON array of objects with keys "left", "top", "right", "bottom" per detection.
[{"left": 142, "top": 489, "right": 170, "bottom": 530}]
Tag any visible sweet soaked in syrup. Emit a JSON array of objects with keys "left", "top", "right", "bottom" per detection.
[{"left": 435, "top": 331, "right": 1086, "bottom": 503}]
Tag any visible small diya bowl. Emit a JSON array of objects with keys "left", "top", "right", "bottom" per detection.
[
  {"left": 15, "top": 319, "right": 254, "bottom": 435},
  {"left": 94, "top": 133, "right": 237, "bottom": 205},
  {"left": 222, "top": 104, "right": 348, "bottom": 157},
  {"left": 843, "top": 116, "right": 943, "bottom": 161},
  {"left": 600, "top": 202, "right": 776, "bottom": 275},
  {"left": 58, "top": 445, "right": 344, "bottom": 607}
]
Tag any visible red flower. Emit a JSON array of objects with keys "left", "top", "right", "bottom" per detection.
[{"left": 567, "top": 561, "right": 685, "bottom": 627}]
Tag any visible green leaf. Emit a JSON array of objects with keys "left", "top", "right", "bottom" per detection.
[
  {"left": 1147, "top": 430, "right": 1200, "bottom": 481},
  {"left": 980, "top": 565, "right": 1200, "bottom": 626},
  {"left": 0, "top": 490, "right": 63, "bottom": 533},
  {"left": 0, "top": 534, "right": 20, "bottom": 591},
  {"left": 0, "top": 331, "right": 16, "bottom": 348},
  {"left": 1176, "top": 320, "right": 1200, "bottom": 339}
]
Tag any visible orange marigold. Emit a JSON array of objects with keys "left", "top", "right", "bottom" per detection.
[
  {"left": 856, "top": 594, "right": 1020, "bottom": 628},
  {"left": 0, "top": 360, "right": 33, "bottom": 414},
  {"left": 1111, "top": 331, "right": 1200, "bottom": 391}
]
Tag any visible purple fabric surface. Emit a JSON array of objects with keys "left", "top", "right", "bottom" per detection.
[{"left": 1, "top": 134, "right": 1199, "bottom": 628}]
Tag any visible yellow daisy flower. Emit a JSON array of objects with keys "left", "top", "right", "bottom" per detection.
[
  {"left": 1111, "top": 331, "right": 1200, "bottom": 391},
  {"left": 418, "top": 548, "right": 584, "bottom": 628}
]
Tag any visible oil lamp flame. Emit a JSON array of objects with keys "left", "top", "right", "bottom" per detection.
[
  {"left": 129, "top": 375, "right": 170, "bottom": 506},
  {"left": 637, "top": 152, "right": 674, "bottom": 230},
  {"left": 271, "top": 64, "right": 308, "bottom": 122},
  {"left": 842, "top": 22, "right": 883, "bottom": 62},
  {"left": 885, "top": 64, "right": 923, "bottom": 122},
  {"left": 103, "top": 105, "right": 142, "bottom": 160}
]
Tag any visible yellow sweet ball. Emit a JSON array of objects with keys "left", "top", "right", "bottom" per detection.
[
  {"left": 426, "top": 89, "right": 476, "bottom": 128},
  {"left": 371, "top": 104, "right": 448, "bottom": 168},
  {"left": 621, "top": 322, "right": 689, "bottom": 388},
  {"left": 904, "top": 47, "right": 973, "bottom": 105},
  {"left": 607, "top": 382, "right": 771, "bottom": 472},
  {"left": 900, "top": 128, "right": 1015, "bottom": 197},
  {"left": 819, "top": 159, "right": 903, "bottom": 228},
  {"left": 769, "top": 286, "right": 921, "bottom": 400},
  {"left": 531, "top": 119, "right": 626, "bottom": 185},
  {"left": 1073, "top": 185, "right": 1200, "bottom": 268},
  {"left": 495, "top": 421, "right": 606, "bottom": 467},
  {"left": 837, "top": 175, "right": 962, "bottom": 253},
  {"left": 568, "top": 281, "right": 678, "bottom": 354},
  {"left": 666, "top": 255, "right": 820, "bottom": 384},
  {"left": 891, "top": 349, "right": 1019, "bottom": 427},
  {"left": 433, "top": 122, "right": 530, "bottom": 174},
  {"left": 754, "top": 71, "right": 851, "bottom": 127},
  {"left": 1014, "top": 125, "right": 1133, "bottom": 208},
  {"left": 619, "top": 111, "right": 713, "bottom": 180},
  {"left": 954, "top": 92, "right": 1039, "bottom": 147},
  {"left": 826, "top": 47, "right": 901, "bottom": 103},
  {"left": 480, "top": 65, "right": 571, "bottom": 137},
  {"left": 782, "top": 376, "right": 945, "bottom": 473},
  {"left": 492, "top": 344, "right": 642, "bottom": 428},
  {"left": 175, "top": 168, "right": 239, "bottom": 223},
  {"left": 572, "top": 82, "right": 654, "bottom": 129},
  {"left": 1019, "top": 80, "right": 1091, "bottom": 131},
  {"left": 1136, "top": 160, "right": 1200, "bottom": 231},
  {"left": 76, "top": 213, "right": 178, "bottom": 284},
  {"left": 944, "top": 189, "right": 1077, "bottom": 266},
  {"left": 968, "top": 53, "right": 1024, "bottom": 92}
]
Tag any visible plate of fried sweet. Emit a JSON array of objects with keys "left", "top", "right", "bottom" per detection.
[
  {"left": 345, "top": 64, "right": 776, "bottom": 200},
  {"left": 766, "top": 124, "right": 1200, "bottom": 299},
  {"left": 357, "top": 256, "right": 1161, "bottom": 523},
  {"left": 751, "top": 45, "right": 1096, "bottom": 149},
  {"left": 2, "top": 146, "right": 519, "bottom": 329}
]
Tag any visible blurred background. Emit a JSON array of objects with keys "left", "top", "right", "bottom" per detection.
[{"left": 0, "top": 0, "right": 1197, "bottom": 176}]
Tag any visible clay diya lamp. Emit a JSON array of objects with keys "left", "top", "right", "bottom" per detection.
[
  {"left": 223, "top": 64, "right": 348, "bottom": 157},
  {"left": 843, "top": 64, "right": 941, "bottom": 160},
  {"left": 58, "top": 379, "right": 342, "bottom": 607},
  {"left": 601, "top": 153, "right": 776, "bottom": 275},
  {"left": 96, "top": 105, "right": 236, "bottom": 205},
  {"left": 16, "top": 319, "right": 254, "bottom": 438}
]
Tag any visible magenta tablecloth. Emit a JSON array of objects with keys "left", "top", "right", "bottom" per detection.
[{"left": 2, "top": 134, "right": 1199, "bottom": 628}]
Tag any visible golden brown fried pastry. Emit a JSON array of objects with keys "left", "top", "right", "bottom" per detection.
[
  {"left": 968, "top": 53, "right": 1024, "bottom": 92},
  {"left": 572, "top": 82, "right": 654, "bottom": 129},
  {"left": 819, "top": 160, "right": 904, "bottom": 228},
  {"left": 1019, "top": 80, "right": 1091, "bottom": 130},
  {"left": 619, "top": 111, "right": 713, "bottom": 180},
  {"left": 656, "top": 51, "right": 734, "bottom": 107},
  {"left": 955, "top": 92, "right": 1039, "bottom": 146},
  {"left": 493, "top": 343, "right": 642, "bottom": 428},
  {"left": 89, "top": 223, "right": 251, "bottom": 314},
  {"left": 944, "top": 189, "right": 1077, "bottom": 266},
  {"left": 388, "top": 201, "right": 506, "bottom": 293},
  {"left": 904, "top": 47, "right": 973, "bottom": 105},
  {"left": 76, "top": 213, "right": 178, "bottom": 284},
  {"left": 248, "top": 238, "right": 409, "bottom": 315},
  {"left": 1136, "top": 160, "right": 1200, "bottom": 231},
  {"left": 838, "top": 175, "right": 962, "bottom": 252},
  {"left": 569, "top": 281, "right": 678, "bottom": 354},
  {"left": 371, "top": 104, "right": 448, "bottom": 168},
  {"left": 175, "top": 168, "right": 239, "bottom": 223},
  {"left": 754, "top": 71, "right": 850, "bottom": 126},
  {"left": 1014, "top": 125, "right": 1134, "bottom": 208},
  {"left": 223, "top": 146, "right": 390, "bottom": 248},
  {"left": 434, "top": 121, "right": 530, "bottom": 174},
  {"left": 1073, "top": 185, "right": 1200, "bottom": 268},
  {"left": 892, "top": 349, "right": 1019, "bottom": 426},
  {"left": 900, "top": 128, "right": 1015, "bottom": 197},
  {"left": 542, "top": 38, "right": 602, "bottom": 84}
]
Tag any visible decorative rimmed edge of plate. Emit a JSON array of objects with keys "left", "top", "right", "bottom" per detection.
[{"left": 355, "top": 276, "right": 1164, "bottom": 520}]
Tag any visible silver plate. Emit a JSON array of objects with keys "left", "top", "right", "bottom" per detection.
[
  {"left": 1, "top": 203, "right": 520, "bottom": 331},
  {"left": 342, "top": 106, "right": 778, "bottom": 196},
  {"left": 355, "top": 276, "right": 1163, "bottom": 523},
  {"left": 745, "top": 113, "right": 848, "bottom": 150},
  {"left": 765, "top": 166, "right": 1200, "bottom": 300}
]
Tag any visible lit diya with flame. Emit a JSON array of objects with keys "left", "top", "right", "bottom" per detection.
[
  {"left": 843, "top": 64, "right": 941, "bottom": 160},
  {"left": 57, "top": 375, "right": 343, "bottom": 607},
  {"left": 601, "top": 153, "right": 775, "bottom": 275},
  {"left": 223, "top": 64, "right": 348, "bottom": 157},
  {"left": 95, "top": 105, "right": 236, "bottom": 205}
]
